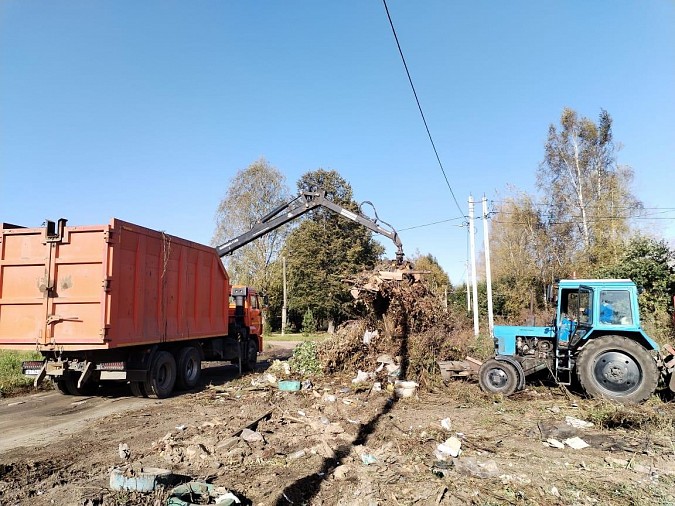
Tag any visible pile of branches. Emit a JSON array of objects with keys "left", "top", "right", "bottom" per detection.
[{"left": 317, "top": 264, "right": 473, "bottom": 386}]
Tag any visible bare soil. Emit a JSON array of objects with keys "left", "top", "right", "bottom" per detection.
[{"left": 1, "top": 342, "right": 674, "bottom": 506}]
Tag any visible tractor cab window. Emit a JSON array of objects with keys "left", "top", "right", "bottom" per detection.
[
  {"left": 250, "top": 295, "right": 259, "bottom": 310},
  {"left": 599, "top": 290, "right": 632, "bottom": 325},
  {"left": 559, "top": 288, "right": 593, "bottom": 325}
]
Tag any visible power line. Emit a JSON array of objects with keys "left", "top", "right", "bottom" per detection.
[
  {"left": 399, "top": 216, "right": 466, "bottom": 231},
  {"left": 381, "top": 0, "right": 465, "bottom": 219}
]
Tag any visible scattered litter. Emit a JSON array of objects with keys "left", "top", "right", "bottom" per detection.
[
  {"left": 394, "top": 380, "right": 418, "bottom": 398},
  {"left": 175, "top": 425, "right": 187, "bottom": 431},
  {"left": 278, "top": 380, "right": 301, "bottom": 392},
  {"left": 297, "top": 410, "right": 306, "bottom": 417},
  {"left": 362, "top": 329, "right": 379, "bottom": 345},
  {"left": 324, "top": 394, "right": 337, "bottom": 403},
  {"left": 252, "top": 373, "right": 277, "bottom": 387},
  {"left": 543, "top": 438, "right": 565, "bottom": 449},
  {"left": 352, "top": 370, "right": 372, "bottom": 384},
  {"left": 372, "top": 382, "right": 382, "bottom": 392},
  {"left": 563, "top": 437, "right": 589, "bottom": 449},
  {"left": 7, "top": 401, "right": 25, "bottom": 407},
  {"left": 109, "top": 466, "right": 172, "bottom": 493},
  {"left": 440, "top": 418, "right": 452, "bottom": 431},
  {"left": 550, "top": 486, "right": 561, "bottom": 498},
  {"left": 118, "top": 443, "right": 131, "bottom": 460},
  {"left": 360, "top": 453, "right": 378, "bottom": 465},
  {"left": 167, "top": 481, "right": 240, "bottom": 506},
  {"left": 565, "top": 416, "right": 594, "bottom": 429},
  {"left": 454, "top": 457, "right": 501, "bottom": 479},
  {"left": 268, "top": 360, "right": 291, "bottom": 376},
  {"left": 435, "top": 436, "right": 462, "bottom": 460},
  {"left": 301, "top": 379, "right": 313, "bottom": 390}
]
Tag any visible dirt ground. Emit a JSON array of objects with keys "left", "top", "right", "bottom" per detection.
[{"left": 1, "top": 343, "right": 674, "bottom": 506}]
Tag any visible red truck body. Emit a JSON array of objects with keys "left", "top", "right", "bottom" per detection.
[
  {"left": 0, "top": 219, "right": 231, "bottom": 351},
  {"left": 0, "top": 219, "right": 262, "bottom": 397}
]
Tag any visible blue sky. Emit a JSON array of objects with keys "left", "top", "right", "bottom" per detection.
[{"left": 1, "top": 1, "right": 674, "bottom": 284}]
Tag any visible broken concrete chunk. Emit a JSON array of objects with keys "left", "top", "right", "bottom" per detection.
[
  {"left": 544, "top": 438, "right": 565, "bottom": 449},
  {"left": 240, "top": 428, "right": 264, "bottom": 443},
  {"left": 565, "top": 416, "right": 594, "bottom": 429},
  {"left": 563, "top": 436, "right": 589, "bottom": 449}
]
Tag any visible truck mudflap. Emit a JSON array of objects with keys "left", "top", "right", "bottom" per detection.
[{"left": 659, "top": 344, "right": 675, "bottom": 393}]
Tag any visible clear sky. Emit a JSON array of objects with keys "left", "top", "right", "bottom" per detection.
[{"left": 1, "top": 1, "right": 674, "bottom": 284}]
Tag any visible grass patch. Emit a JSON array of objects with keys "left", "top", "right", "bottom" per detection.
[
  {"left": 264, "top": 332, "right": 329, "bottom": 342},
  {"left": 0, "top": 350, "right": 41, "bottom": 395}
]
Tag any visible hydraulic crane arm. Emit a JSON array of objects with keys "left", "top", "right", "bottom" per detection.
[{"left": 215, "top": 191, "right": 404, "bottom": 264}]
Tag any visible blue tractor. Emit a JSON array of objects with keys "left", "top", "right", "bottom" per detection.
[{"left": 479, "top": 279, "right": 675, "bottom": 403}]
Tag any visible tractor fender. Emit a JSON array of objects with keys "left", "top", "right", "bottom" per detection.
[{"left": 494, "top": 355, "right": 526, "bottom": 391}]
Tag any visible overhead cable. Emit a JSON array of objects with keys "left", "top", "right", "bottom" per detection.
[{"left": 381, "top": 0, "right": 465, "bottom": 219}]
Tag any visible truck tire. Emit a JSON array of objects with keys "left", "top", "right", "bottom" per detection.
[
  {"left": 64, "top": 373, "right": 97, "bottom": 396},
  {"left": 478, "top": 359, "right": 519, "bottom": 396},
  {"left": 176, "top": 346, "right": 201, "bottom": 390},
  {"left": 576, "top": 335, "right": 659, "bottom": 404},
  {"left": 55, "top": 379, "right": 71, "bottom": 395},
  {"left": 130, "top": 381, "right": 148, "bottom": 397},
  {"left": 144, "top": 351, "right": 177, "bottom": 399},
  {"left": 241, "top": 337, "right": 258, "bottom": 373}
]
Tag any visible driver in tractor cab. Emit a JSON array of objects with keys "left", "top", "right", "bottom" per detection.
[{"left": 600, "top": 299, "right": 615, "bottom": 324}]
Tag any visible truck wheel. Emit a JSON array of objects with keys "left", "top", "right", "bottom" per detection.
[
  {"left": 64, "top": 373, "right": 97, "bottom": 396},
  {"left": 144, "top": 351, "right": 177, "bottom": 399},
  {"left": 55, "top": 379, "right": 71, "bottom": 395},
  {"left": 576, "top": 335, "right": 658, "bottom": 404},
  {"left": 241, "top": 338, "right": 258, "bottom": 372},
  {"left": 130, "top": 381, "right": 148, "bottom": 397},
  {"left": 478, "top": 359, "right": 519, "bottom": 396},
  {"left": 176, "top": 346, "right": 201, "bottom": 390}
]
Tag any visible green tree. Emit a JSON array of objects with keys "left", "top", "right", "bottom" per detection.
[
  {"left": 538, "top": 108, "right": 641, "bottom": 269},
  {"left": 281, "top": 169, "right": 385, "bottom": 330},
  {"left": 212, "top": 158, "right": 291, "bottom": 292},
  {"left": 594, "top": 236, "right": 675, "bottom": 342},
  {"left": 412, "top": 252, "right": 451, "bottom": 300}
]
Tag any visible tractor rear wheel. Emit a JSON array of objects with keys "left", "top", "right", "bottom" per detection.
[
  {"left": 478, "top": 359, "right": 519, "bottom": 396},
  {"left": 576, "top": 335, "right": 658, "bottom": 404}
]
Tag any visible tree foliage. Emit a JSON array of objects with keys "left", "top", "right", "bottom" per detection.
[
  {"left": 279, "top": 169, "right": 385, "bottom": 329},
  {"left": 412, "top": 252, "right": 451, "bottom": 298},
  {"left": 212, "top": 158, "right": 291, "bottom": 291},
  {"left": 538, "top": 108, "right": 641, "bottom": 269}
]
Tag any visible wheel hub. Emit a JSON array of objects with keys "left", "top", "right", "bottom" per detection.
[
  {"left": 487, "top": 368, "right": 509, "bottom": 389},
  {"left": 593, "top": 351, "right": 641, "bottom": 394}
]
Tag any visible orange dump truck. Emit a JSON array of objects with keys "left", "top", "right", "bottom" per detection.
[{"left": 0, "top": 219, "right": 263, "bottom": 398}]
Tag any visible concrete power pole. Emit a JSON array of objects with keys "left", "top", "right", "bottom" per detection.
[
  {"left": 281, "top": 256, "right": 287, "bottom": 335},
  {"left": 482, "top": 196, "right": 494, "bottom": 336},
  {"left": 468, "top": 196, "right": 479, "bottom": 336}
]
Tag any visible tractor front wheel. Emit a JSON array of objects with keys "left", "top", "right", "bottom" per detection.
[
  {"left": 576, "top": 335, "right": 658, "bottom": 404},
  {"left": 478, "top": 359, "right": 519, "bottom": 396}
]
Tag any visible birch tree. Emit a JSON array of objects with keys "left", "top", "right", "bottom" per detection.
[
  {"left": 212, "top": 158, "right": 291, "bottom": 291},
  {"left": 538, "top": 108, "right": 640, "bottom": 268}
]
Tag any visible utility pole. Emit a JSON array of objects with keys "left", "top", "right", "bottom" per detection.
[
  {"left": 281, "top": 256, "right": 287, "bottom": 335},
  {"left": 482, "top": 196, "right": 494, "bottom": 336},
  {"left": 468, "top": 196, "right": 479, "bottom": 336},
  {"left": 466, "top": 261, "right": 471, "bottom": 312}
]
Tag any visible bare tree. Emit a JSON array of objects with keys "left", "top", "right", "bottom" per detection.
[{"left": 212, "top": 158, "right": 291, "bottom": 291}]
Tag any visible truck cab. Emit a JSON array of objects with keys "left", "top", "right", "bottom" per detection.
[
  {"left": 482, "top": 279, "right": 671, "bottom": 403},
  {"left": 229, "top": 285, "right": 264, "bottom": 363}
]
